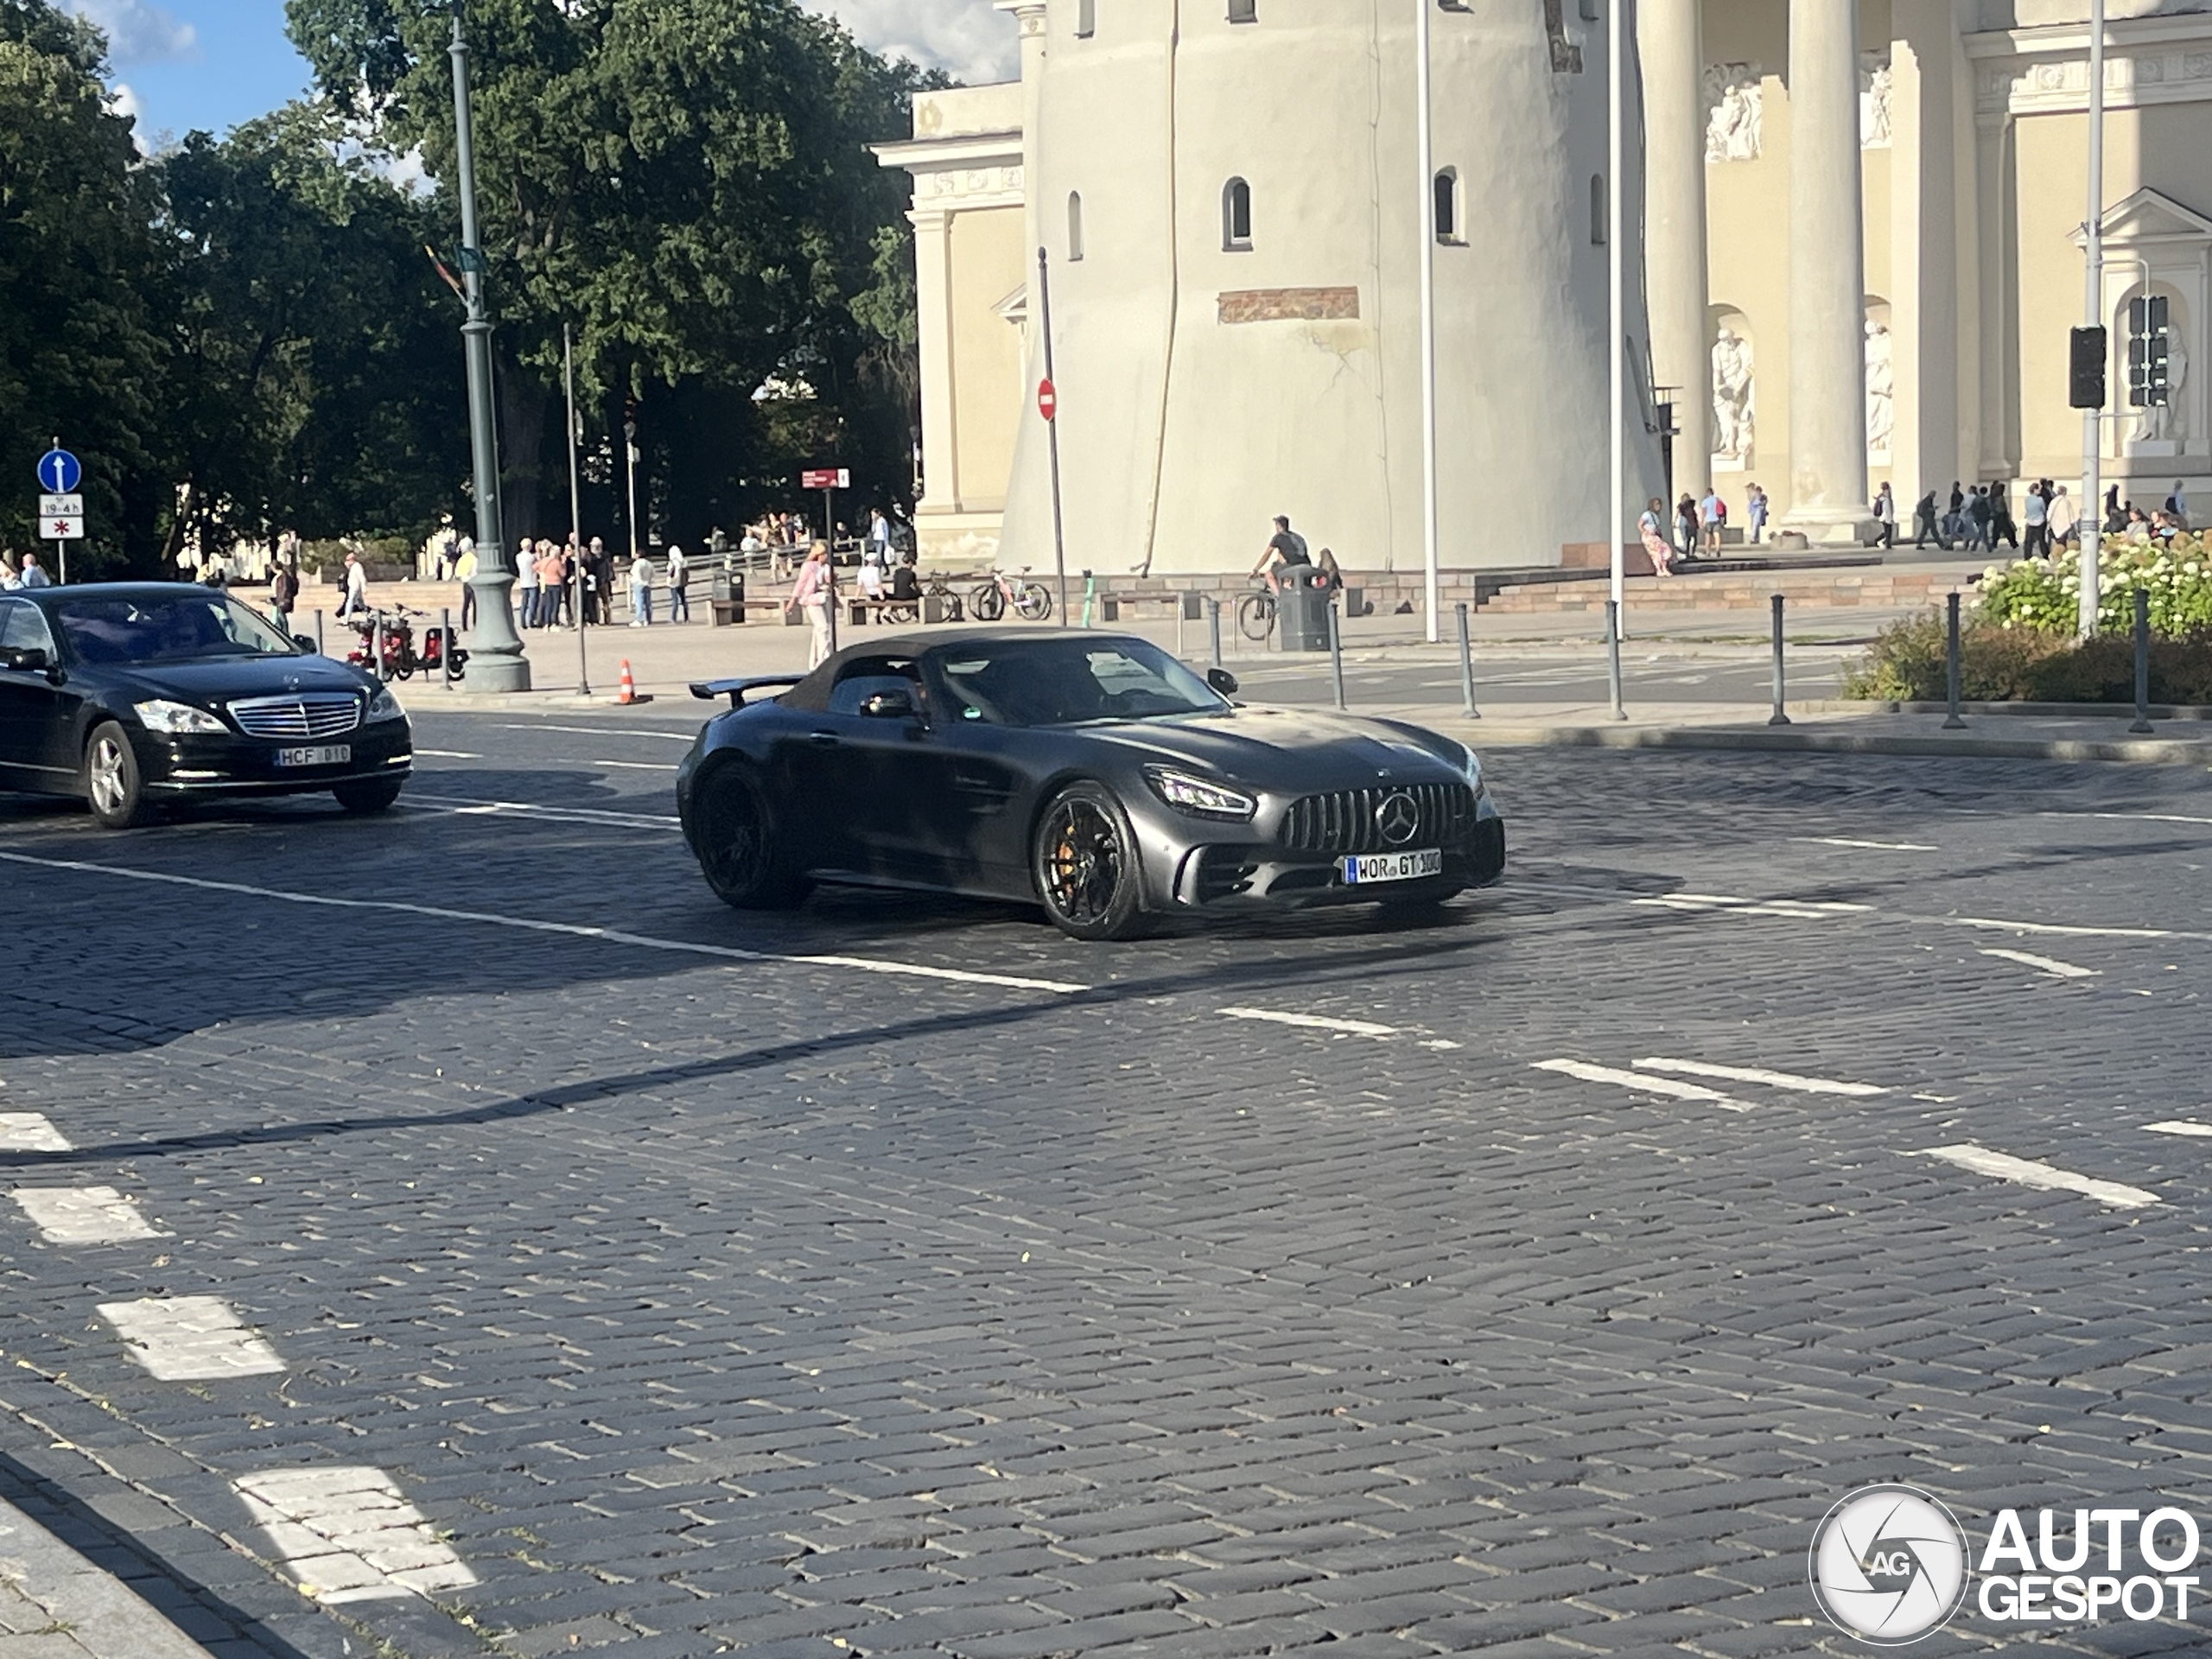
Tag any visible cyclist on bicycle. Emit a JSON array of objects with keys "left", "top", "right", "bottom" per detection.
[{"left": 1249, "top": 514, "right": 1312, "bottom": 594}]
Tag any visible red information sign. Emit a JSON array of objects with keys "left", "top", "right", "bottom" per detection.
[
  {"left": 1037, "top": 378, "right": 1058, "bottom": 422},
  {"left": 800, "top": 467, "right": 850, "bottom": 490}
]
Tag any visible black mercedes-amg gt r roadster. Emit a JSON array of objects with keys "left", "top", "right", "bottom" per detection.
[{"left": 677, "top": 628, "right": 1504, "bottom": 941}]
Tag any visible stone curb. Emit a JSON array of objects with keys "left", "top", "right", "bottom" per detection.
[
  {"left": 1427, "top": 721, "right": 2212, "bottom": 764},
  {"left": 0, "top": 1495, "right": 213, "bottom": 1659}
]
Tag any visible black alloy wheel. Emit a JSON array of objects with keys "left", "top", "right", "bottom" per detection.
[
  {"left": 1033, "top": 782, "right": 1147, "bottom": 941},
  {"left": 333, "top": 777, "right": 405, "bottom": 814},
  {"left": 694, "top": 764, "right": 807, "bottom": 910}
]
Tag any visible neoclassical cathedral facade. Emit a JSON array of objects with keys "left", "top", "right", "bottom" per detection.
[{"left": 876, "top": 0, "right": 2212, "bottom": 573}]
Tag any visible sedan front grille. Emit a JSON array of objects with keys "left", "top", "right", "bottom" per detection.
[
  {"left": 1280, "top": 782, "right": 1478, "bottom": 855},
  {"left": 226, "top": 694, "right": 363, "bottom": 741}
]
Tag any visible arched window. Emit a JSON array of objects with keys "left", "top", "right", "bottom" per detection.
[
  {"left": 1067, "top": 191, "right": 1085, "bottom": 262},
  {"left": 1077, "top": 0, "right": 1096, "bottom": 36},
  {"left": 1590, "top": 174, "right": 1606, "bottom": 245},
  {"left": 1433, "top": 168, "right": 1461, "bottom": 244},
  {"left": 1228, "top": 0, "right": 1256, "bottom": 22},
  {"left": 1222, "top": 177, "right": 1253, "bottom": 250}
]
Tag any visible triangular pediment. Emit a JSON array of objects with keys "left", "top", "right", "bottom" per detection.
[
  {"left": 2071, "top": 188, "right": 2212, "bottom": 250},
  {"left": 992, "top": 284, "right": 1028, "bottom": 326}
]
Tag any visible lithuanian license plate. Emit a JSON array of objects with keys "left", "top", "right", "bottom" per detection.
[
  {"left": 1341, "top": 849, "right": 1443, "bottom": 885},
  {"left": 275, "top": 745, "right": 351, "bottom": 768}
]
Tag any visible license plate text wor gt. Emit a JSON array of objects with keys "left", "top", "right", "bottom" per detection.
[{"left": 1341, "top": 849, "right": 1444, "bottom": 885}]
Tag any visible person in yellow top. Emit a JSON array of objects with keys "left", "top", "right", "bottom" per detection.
[{"left": 455, "top": 537, "right": 479, "bottom": 629}]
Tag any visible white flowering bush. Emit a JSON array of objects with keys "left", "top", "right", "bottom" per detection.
[{"left": 1978, "top": 533, "right": 2212, "bottom": 635}]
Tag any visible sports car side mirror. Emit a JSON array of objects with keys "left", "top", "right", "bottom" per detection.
[
  {"left": 859, "top": 690, "right": 918, "bottom": 720},
  {"left": 1206, "top": 668, "right": 1238, "bottom": 696},
  {"left": 293, "top": 634, "right": 319, "bottom": 654},
  {"left": 0, "top": 646, "right": 48, "bottom": 672}
]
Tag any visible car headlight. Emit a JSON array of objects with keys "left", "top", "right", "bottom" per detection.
[
  {"left": 1142, "top": 766, "right": 1256, "bottom": 822},
  {"left": 133, "top": 699, "right": 226, "bottom": 734},
  {"left": 365, "top": 686, "right": 405, "bottom": 722}
]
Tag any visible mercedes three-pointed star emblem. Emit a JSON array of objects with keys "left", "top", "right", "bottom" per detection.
[{"left": 1374, "top": 791, "right": 1420, "bottom": 847}]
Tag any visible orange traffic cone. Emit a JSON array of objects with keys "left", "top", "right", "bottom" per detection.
[{"left": 617, "top": 659, "right": 639, "bottom": 704}]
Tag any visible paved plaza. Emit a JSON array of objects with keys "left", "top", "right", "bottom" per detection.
[{"left": 4, "top": 711, "right": 2212, "bottom": 1657}]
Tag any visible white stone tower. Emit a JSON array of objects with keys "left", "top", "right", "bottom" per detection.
[{"left": 994, "top": 0, "right": 1665, "bottom": 578}]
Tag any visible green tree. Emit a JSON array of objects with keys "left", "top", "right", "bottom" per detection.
[
  {"left": 284, "top": 0, "right": 925, "bottom": 545},
  {"left": 0, "top": 0, "right": 169, "bottom": 573}
]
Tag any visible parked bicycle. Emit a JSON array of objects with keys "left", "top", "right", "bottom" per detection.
[{"left": 968, "top": 567, "right": 1052, "bottom": 623}]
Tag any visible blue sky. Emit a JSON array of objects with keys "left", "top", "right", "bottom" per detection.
[{"left": 74, "top": 0, "right": 1019, "bottom": 148}]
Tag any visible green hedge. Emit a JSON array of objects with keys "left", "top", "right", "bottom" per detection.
[{"left": 1842, "top": 610, "right": 2212, "bottom": 703}]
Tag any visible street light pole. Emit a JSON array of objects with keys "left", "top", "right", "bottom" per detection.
[
  {"left": 565, "top": 323, "right": 590, "bottom": 696},
  {"left": 1414, "top": 0, "right": 1440, "bottom": 645},
  {"left": 448, "top": 14, "right": 527, "bottom": 690},
  {"left": 2078, "top": 0, "right": 2107, "bottom": 638},
  {"left": 1606, "top": 0, "right": 1625, "bottom": 629}
]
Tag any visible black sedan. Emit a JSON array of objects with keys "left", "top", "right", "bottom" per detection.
[
  {"left": 0, "top": 583, "right": 413, "bottom": 828},
  {"left": 677, "top": 628, "right": 1503, "bottom": 940}
]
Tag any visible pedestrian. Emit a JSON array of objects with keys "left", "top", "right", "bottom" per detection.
[
  {"left": 1638, "top": 497, "right": 1676, "bottom": 577},
  {"left": 336, "top": 550, "right": 366, "bottom": 618},
  {"left": 589, "top": 538, "right": 614, "bottom": 625},
  {"left": 1674, "top": 493, "right": 1699, "bottom": 563},
  {"left": 1989, "top": 482, "right": 2019, "bottom": 550},
  {"left": 1911, "top": 489, "right": 1944, "bottom": 548},
  {"left": 2105, "top": 484, "right": 2125, "bottom": 534},
  {"left": 665, "top": 543, "right": 690, "bottom": 622},
  {"left": 629, "top": 550, "right": 655, "bottom": 626},
  {"left": 2167, "top": 480, "right": 2190, "bottom": 530},
  {"left": 867, "top": 507, "right": 892, "bottom": 575},
  {"left": 1944, "top": 481, "right": 1967, "bottom": 544},
  {"left": 1872, "top": 482, "right": 1897, "bottom": 549},
  {"left": 268, "top": 560, "right": 298, "bottom": 635},
  {"left": 1699, "top": 486, "right": 1724, "bottom": 552},
  {"left": 1746, "top": 483, "right": 1768, "bottom": 544},
  {"left": 1966, "top": 486, "right": 1993, "bottom": 550},
  {"left": 788, "top": 540, "right": 836, "bottom": 668},
  {"left": 2022, "top": 480, "right": 2050, "bottom": 559},
  {"left": 455, "top": 537, "right": 478, "bottom": 630},
  {"left": 0, "top": 551, "right": 19, "bottom": 589},
  {"left": 2047, "top": 484, "right": 2077, "bottom": 550},
  {"left": 516, "top": 539, "right": 539, "bottom": 629},
  {"left": 16, "top": 550, "right": 52, "bottom": 588}
]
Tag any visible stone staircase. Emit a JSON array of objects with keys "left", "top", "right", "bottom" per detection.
[{"left": 1478, "top": 564, "right": 1980, "bottom": 614}]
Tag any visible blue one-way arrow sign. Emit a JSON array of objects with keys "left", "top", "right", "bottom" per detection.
[{"left": 36, "top": 448, "right": 81, "bottom": 493}]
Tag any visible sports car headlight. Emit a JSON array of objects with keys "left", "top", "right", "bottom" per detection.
[
  {"left": 365, "top": 686, "right": 405, "bottom": 722},
  {"left": 1456, "top": 741, "right": 1490, "bottom": 801},
  {"left": 133, "top": 699, "right": 226, "bottom": 734},
  {"left": 1142, "top": 766, "right": 1256, "bottom": 822}
]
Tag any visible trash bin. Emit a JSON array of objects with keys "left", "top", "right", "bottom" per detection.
[
  {"left": 709, "top": 568, "right": 747, "bottom": 626},
  {"left": 1277, "top": 569, "right": 1331, "bottom": 652}
]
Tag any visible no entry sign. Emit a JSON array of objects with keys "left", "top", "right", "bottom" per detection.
[{"left": 1037, "top": 378, "right": 1057, "bottom": 422}]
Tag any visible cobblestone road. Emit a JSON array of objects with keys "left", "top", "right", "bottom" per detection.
[{"left": 4, "top": 708, "right": 2212, "bottom": 1657}]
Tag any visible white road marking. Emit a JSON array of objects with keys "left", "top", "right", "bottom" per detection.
[
  {"left": 1531, "top": 1059, "right": 1755, "bottom": 1113},
  {"left": 1631, "top": 1057, "right": 1887, "bottom": 1097},
  {"left": 2145, "top": 1121, "right": 2212, "bottom": 1139},
  {"left": 1631, "top": 893, "right": 1876, "bottom": 922},
  {"left": 591, "top": 760, "right": 680, "bottom": 772},
  {"left": 99, "top": 1296, "right": 284, "bottom": 1381},
  {"left": 1796, "top": 836, "right": 1938, "bottom": 852},
  {"left": 404, "top": 796, "right": 680, "bottom": 830},
  {"left": 1944, "top": 915, "right": 2178, "bottom": 941},
  {"left": 411, "top": 749, "right": 481, "bottom": 759},
  {"left": 2077, "top": 810, "right": 2212, "bottom": 828},
  {"left": 1218, "top": 1007, "right": 1399, "bottom": 1038},
  {"left": 1913, "top": 1143, "right": 2160, "bottom": 1210},
  {"left": 0, "top": 1113, "right": 71, "bottom": 1152},
  {"left": 232, "top": 1467, "right": 476, "bottom": 1604},
  {"left": 10, "top": 1185, "right": 168, "bottom": 1243},
  {"left": 1980, "top": 947, "right": 2099, "bottom": 980},
  {"left": 0, "top": 852, "right": 1090, "bottom": 995},
  {"left": 493, "top": 722, "right": 695, "bottom": 741}
]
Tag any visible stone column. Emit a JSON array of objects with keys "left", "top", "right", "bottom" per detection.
[
  {"left": 1783, "top": 0, "right": 1872, "bottom": 537},
  {"left": 997, "top": 1, "right": 1048, "bottom": 264},
  {"left": 909, "top": 206, "right": 959, "bottom": 512},
  {"left": 1639, "top": 0, "right": 1713, "bottom": 500}
]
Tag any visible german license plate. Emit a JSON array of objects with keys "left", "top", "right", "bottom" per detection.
[
  {"left": 275, "top": 745, "right": 351, "bottom": 768},
  {"left": 1341, "top": 849, "right": 1443, "bottom": 885}
]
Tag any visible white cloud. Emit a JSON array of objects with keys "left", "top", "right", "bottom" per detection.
[
  {"left": 804, "top": 0, "right": 1018, "bottom": 86},
  {"left": 64, "top": 0, "right": 198, "bottom": 67}
]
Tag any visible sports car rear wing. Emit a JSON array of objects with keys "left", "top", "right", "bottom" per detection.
[{"left": 690, "top": 674, "right": 807, "bottom": 709}]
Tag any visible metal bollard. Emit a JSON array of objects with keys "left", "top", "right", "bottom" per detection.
[
  {"left": 1455, "top": 601, "right": 1479, "bottom": 719},
  {"left": 1327, "top": 601, "right": 1346, "bottom": 710},
  {"left": 1605, "top": 600, "right": 1627, "bottom": 721},
  {"left": 314, "top": 608, "right": 323, "bottom": 652},
  {"left": 1767, "top": 593, "right": 1792, "bottom": 727},
  {"left": 1942, "top": 591, "right": 1966, "bottom": 728},
  {"left": 2130, "top": 587, "right": 2153, "bottom": 734},
  {"left": 442, "top": 606, "right": 453, "bottom": 688},
  {"left": 1208, "top": 597, "right": 1223, "bottom": 670}
]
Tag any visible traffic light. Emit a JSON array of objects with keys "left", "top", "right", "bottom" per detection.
[
  {"left": 2069, "top": 326, "right": 2107, "bottom": 410},
  {"left": 2127, "top": 296, "right": 2171, "bottom": 408}
]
